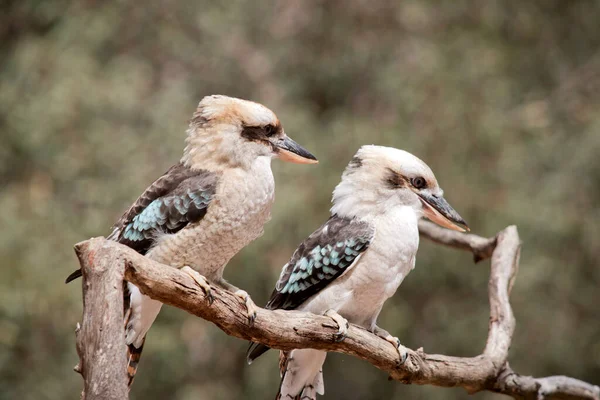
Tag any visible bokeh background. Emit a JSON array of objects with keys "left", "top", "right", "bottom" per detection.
[{"left": 1, "top": 1, "right": 599, "bottom": 399}]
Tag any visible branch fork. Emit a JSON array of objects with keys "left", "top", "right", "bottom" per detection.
[{"left": 73, "top": 221, "right": 600, "bottom": 400}]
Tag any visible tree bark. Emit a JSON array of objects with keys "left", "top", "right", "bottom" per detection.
[
  {"left": 73, "top": 221, "right": 600, "bottom": 400},
  {"left": 74, "top": 238, "right": 129, "bottom": 400}
]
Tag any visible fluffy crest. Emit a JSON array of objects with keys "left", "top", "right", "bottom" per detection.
[{"left": 193, "top": 95, "right": 279, "bottom": 128}]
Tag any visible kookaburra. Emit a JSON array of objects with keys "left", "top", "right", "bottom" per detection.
[
  {"left": 247, "top": 145, "right": 467, "bottom": 400},
  {"left": 66, "top": 95, "right": 317, "bottom": 385}
]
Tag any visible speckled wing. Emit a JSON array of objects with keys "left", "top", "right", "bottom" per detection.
[
  {"left": 108, "top": 163, "right": 218, "bottom": 255},
  {"left": 65, "top": 163, "right": 217, "bottom": 283},
  {"left": 247, "top": 215, "right": 374, "bottom": 363},
  {"left": 266, "top": 215, "right": 375, "bottom": 311}
]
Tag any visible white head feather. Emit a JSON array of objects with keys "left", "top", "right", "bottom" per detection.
[{"left": 331, "top": 145, "right": 443, "bottom": 219}]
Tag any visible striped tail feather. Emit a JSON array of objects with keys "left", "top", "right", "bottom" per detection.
[
  {"left": 123, "top": 280, "right": 143, "bottom": 388},
  {"left": 126, "top": 340, "right": 145, "bottom": 387}
]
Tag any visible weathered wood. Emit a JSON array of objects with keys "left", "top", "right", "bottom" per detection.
[
  {"left": 73, "top": 222, "right": 600, "bottom": 400},
  {"left": 74, "top": 238, "right": 129, "bottom": 400},
  {"left": 493, "top": 364, "right": 600, "bottom": 400},
  {"left": 418, "top": 219, "right": 497, "bottom": 262}
]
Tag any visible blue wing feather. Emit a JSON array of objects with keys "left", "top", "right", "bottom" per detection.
[
  {"left": 111, "top": 163, "right": 218, "bottom": 254},
  {"left": 66, "top": 163, "right": 217, "bottom": 283},
  {"left": 266, "top": 215, "right": 374, "bottom": 310},
  {"left": 122, "top": 188, "right": 212, "bottom": 243},
  {"left": 246, "top": 215, "right": 374, "bottom": 363}
]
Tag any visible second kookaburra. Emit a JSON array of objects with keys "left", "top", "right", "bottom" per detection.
[
  {"left": 247, "top": 145, "right": 468, "bottom": 400},
  {"left": 66, "top": 95, "right": 317, "bottom": 385}
]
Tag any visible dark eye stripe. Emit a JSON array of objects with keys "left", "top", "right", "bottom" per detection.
[
  {"left": 240, "top": 125, "right": 264, "bottom": 141},
  {"left": 385, "top": 168, "right": 407, "bottom": 189},
  {"left": 385, "top": 169, "right": 429, "bottom": 190},
  {"left": 241, "top": 124, "right": 281, "bottom": 142}
]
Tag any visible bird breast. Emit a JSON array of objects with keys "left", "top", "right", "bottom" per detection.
[
  {"left": 301, "top": 206, "right": 420, "bottom": 327},
  {"left": 147, "top": 157, "right": 275, "bottom": 278}
]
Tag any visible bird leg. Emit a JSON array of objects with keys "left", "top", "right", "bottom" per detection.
[
  {"left": 215, "top": 279, "right": 258, "bottom": 325},
  {"left": 323, "top": 309, "right": 349, "bottom": 342},
  {"left": 180, "top": 266, "right": 214, "bottom": 305},
  {"left": 372, "top": 325, "right": 409, "bottom": 364}
]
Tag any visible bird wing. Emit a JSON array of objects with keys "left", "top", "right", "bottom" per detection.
[
  {"left": 108, "top": 162, "right": 218, "bottom": 254},
  {"left": 247, "top": 215, "right": 374, "bottom": 364},
  {"left": 266, "top": 215, "right": 374, "bottom": 311},
  {"left": 65, "top": 163, "right": 218, "bottom": 283}
]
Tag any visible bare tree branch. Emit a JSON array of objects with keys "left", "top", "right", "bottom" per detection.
[
  {"left": 74, "top": 239, "right": 129, "bottom": 400},
  {"left": 73, "top": 222, "right": 600, "bottom": 400},
  {"left": 417, "top": 219, "right": 497, "bottom": 262}
]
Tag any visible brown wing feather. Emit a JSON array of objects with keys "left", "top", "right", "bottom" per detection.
[
  {"left": 65, "top": 163, "right": 217, "bottom": 283},
  {"left": 112, "top": 163, "right": 198, "bottom": 231}
]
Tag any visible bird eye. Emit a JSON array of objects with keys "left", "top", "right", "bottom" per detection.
[
  {"left": 264, "top": 124, "right": 276, "bottom": 137},
  {"left": 411, "top": 177, "right": 427, "bottom": 189}
]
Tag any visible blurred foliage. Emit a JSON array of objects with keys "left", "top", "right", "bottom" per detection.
[{"left": 1, "top": 0, "right": 599, "bottom": 399}]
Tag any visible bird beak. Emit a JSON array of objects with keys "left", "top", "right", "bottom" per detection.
[
  {"left": 274, "top": 135, "right": 318, "bottom": 164},
  {"left": 417, "top": 193, "right": 469, "bottom": 232}
]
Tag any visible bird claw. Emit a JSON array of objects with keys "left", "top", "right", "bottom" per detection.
[
  {"left": 373, "top": 326, "right": 409, "bottom": 365},
  {"left": 234, "top": 289, "right": 258, "bottom": 325},
  {"left": 181, "top": 266, "right": 214, "bottom": 305},
  {"left": 324, "top": 309, "right": 349, "bottom": 342},
  {"left": 386, "top": 336, "right": 409, "bottom": 365}
]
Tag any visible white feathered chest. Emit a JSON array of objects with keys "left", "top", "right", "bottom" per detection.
[{"left": 147, "top": 157, "right": 275, "bottom": 279}]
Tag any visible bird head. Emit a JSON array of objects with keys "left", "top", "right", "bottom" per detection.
[
  {"left": 331, "top": 145, "right": 468, "bottom": 232},
  {"left": 182, "top": 95, "right": 317, "bottom": 170}
]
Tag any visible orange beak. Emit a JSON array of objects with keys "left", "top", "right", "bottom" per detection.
[
  {"left": 275, "top": 136, "right": 318, "bottom": 164},
  {"left": 418, "top": 193, "right": 469, "bottom": 232}
]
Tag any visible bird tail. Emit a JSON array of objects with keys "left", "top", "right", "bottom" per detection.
[
  {"left": 246, "top": 342, "right": 271, "bottom": 364},
  {"left": 126, "top": 339, "right": 145, "bottom": 387},
  {"left": 276, "top": 372, "right": 323, "bottom": 400},
  {"left": 276, "top": 350, "right": 325, "bottom": 400},
  {"left": 65, "top": 269, "right": 82, "bottom": 283},
  {"left": 123, "top": 280, "right": 144, "bottom": 387}
]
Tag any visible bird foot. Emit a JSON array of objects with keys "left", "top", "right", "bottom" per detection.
[
  {"left": 181, "top": 266, "right": 214, "bottom": 305},
  {"left": 323, "top": 309, "right": 349, "bottom": 342},
  {"left": 373, "top": 326, "right": 409, "bottom": 365},
  {"left": 234, "top": 289, "right": 258, "bottom": 325}
]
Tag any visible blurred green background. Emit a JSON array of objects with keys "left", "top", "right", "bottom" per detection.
[{"left": 1, "top": 1, "right": 599, "bottom": 399}]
